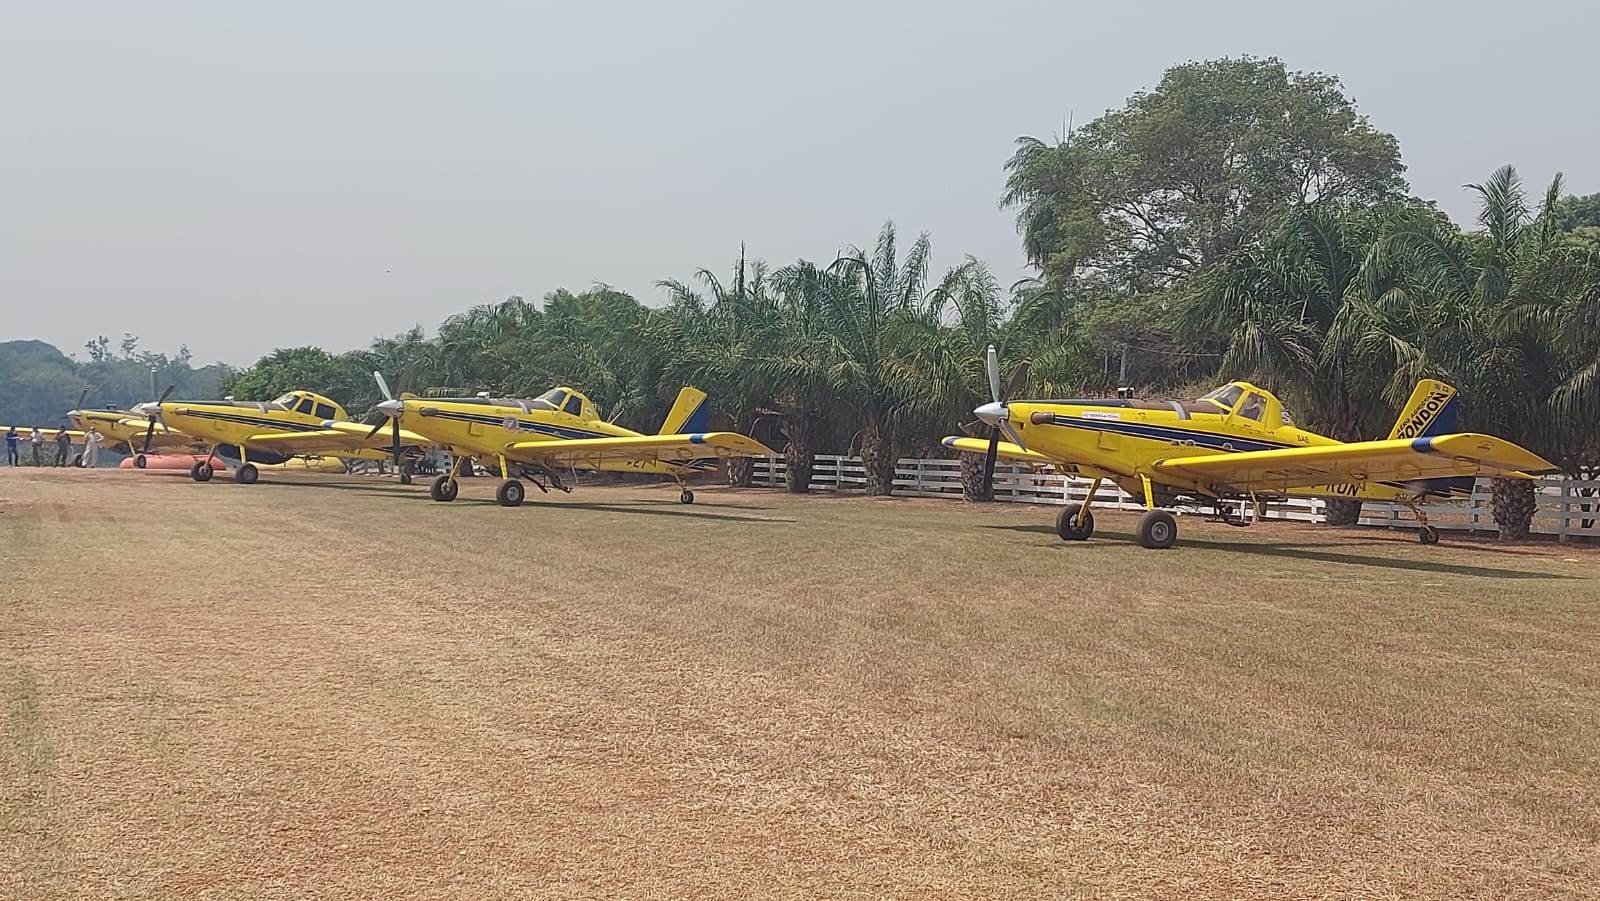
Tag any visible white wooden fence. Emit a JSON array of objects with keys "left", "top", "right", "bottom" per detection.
[{"left": 748, "top": 455, "right": 1600, "bottom": 542}]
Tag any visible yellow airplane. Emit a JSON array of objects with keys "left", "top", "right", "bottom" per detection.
[
  {"left": 69, "top": 388, "right": 208, "bottom": 465},
  {"left": 351, "top": 373, "right": 774, "bottom": 506},
  {"left": 135, "top": 388, "right": 432, "bottom": 484},
  {"left": 943, "top": 346, "right": 1557, "bottom": 549}
]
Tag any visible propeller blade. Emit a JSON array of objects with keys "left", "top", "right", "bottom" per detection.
[
  {"left": 364, "top": 419, "right": 386, "bottom": 440},
  {"left": 985, "top": 344, "right": 1002, "bottom": 404},
  {"left": 390, "top": 419, "right": 402, "bottom": 467},
  {"left": 75, "top": 387, "right": 88, "bottom": 410},
  {"left": 981, "top": 428, "right": 1000, "bottom": 501},
  {"left": 1003, "top": 360, "right": 1031, "bottom": 402},
  {"left": 374, "top": 371, "right": 394, "bottom": 402},
  {"left": 141, "top": 417, "right": 157, "bottom": 454},
  {"left": 999, "top": 418, "right": 1027, "bottom": 452},
  {"left": 157, "top": 384, "right": 175, "bottom": 405}
]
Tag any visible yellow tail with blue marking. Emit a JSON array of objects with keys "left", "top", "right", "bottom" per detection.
[
  {"left": 1387, "top": 379, "right": 1471, "bottom": 495},
  {"left": 1387, "top": 379, "right": 1460, "bottom": 440},
  {"left": 660, "top": 387, "right": 711, "bottom": 435}
]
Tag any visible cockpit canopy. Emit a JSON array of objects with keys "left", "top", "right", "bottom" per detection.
[
  {"left": 1197, "top": 382, "right": 1294, "bottom": 427},
  {"left": 531, "top": 387, "right": 598, "bottom": 420},
  {"left": 270, "top": 391, "right": 345, "bottom": 421}
]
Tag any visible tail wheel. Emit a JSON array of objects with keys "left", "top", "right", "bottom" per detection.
[
  {"left": 1419, "top": 525, "right": 1440, "bottom": 545},
  {"left": 235, "top": 463, "right": 259, "bottom": 485},
  {"left": 680, "top": 489, "right": 695, "bottom": 505},
  {"left": 1136, "top": 510, "right": 1177, "bottom": 549},
  {"left": 496, "top": 479, "right": 526, "bottom": 507},
  {"left": 134, "top": 454, "right": 148, "bottom": 469},
  {"left": 429, "top": 475, "right": 459, "bottom": 502},
  {"left": 191, "top": 460, "right": 214, "bottom": 483},
  {"left": 1056, "top": 508, "right": 1094, "bottom": 541}
]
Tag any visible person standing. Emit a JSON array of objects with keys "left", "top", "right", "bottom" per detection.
[
  {"left": 54, "top": 427, "right": 72, "bottom": 466},
  {"left": 4, "top": 427, "right": 17, "bottom": 466},
  {"left": 29, "top": 428, "right": 43, "bottom": 466},
  {"left": 81, "top": 430, "right": 102, "bottom": 468}
]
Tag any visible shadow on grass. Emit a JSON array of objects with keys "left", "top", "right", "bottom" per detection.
[
  {"left": 982, "top": 524, "right": 1574, "bottom": 580},
  {"left": 448, "top": 497, "right": 795, "bottom": 524}
]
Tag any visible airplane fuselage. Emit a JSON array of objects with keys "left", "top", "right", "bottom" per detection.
[
  {"left": 1005, "top": 390, "right": 1462, "bottom": 504},
  {"left": 396, "top": 398, "right": 716, "bottom": 476}
]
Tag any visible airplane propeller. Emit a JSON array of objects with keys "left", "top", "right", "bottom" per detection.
[
  {"left": 973, "top": 345, "right": 1030, "bottom": 500},
  {"left": 138, "top": 385, "right": 175, "bottom": 454},
  {"left": 366, "top": 369, "right": 409, "bottom": 476}
]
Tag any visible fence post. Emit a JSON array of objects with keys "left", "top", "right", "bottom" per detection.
[{"left": 1560, "top": 479, "right": 1572, "bottom": 544}]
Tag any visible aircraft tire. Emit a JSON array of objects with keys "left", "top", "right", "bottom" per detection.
[
  {"left": 70, "top": 452, "right": 84, "bottom": 468},
  {"left": 134, "top": 454, "right": 148, "bottom": 469},
  {"left": 235, "top": 463, "right": 259, "bottom": 485},
  {"left": 430, "top": 475, "right": 459, "bottom": 502},
  {"left": 680, "top": 489, "right": 695, "bottom": 505},
  {"left": 496, "top": 479, "right": 526, "bottom": 507},
  {"left": 1136, "top": 510, "right": 1177, "bottom": 549},
  {"left": 1056, "top": 508, "right": 1093, "bottom": 541},
  {"left": 191, "top": 460, "right": 214, "bottom": 483},
  {"left": 1419, "top": 525, "right": 1440, "bottom": 545}
]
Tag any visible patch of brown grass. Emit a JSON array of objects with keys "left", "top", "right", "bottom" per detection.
[{"left": 2, "top": 466, "right": 1598, "bottom": 898}]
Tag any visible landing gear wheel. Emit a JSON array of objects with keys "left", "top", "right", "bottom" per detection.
[
  {"left": 429, "top": 475, "right": 459, "bottom": 502},
  {"left": 1136, "top": 509, "right": 1177, "bottom": 549},
  {"left": 134, "top": 454, "right": 148, "bottom": 469},
  {"left": 191, "top": 460, "right": 214, "bottom": 482},
  {"left": 70, "top": 452, "right": 83, "bottom": 468},
  {"left": 1419, "top": 525, "right": 1440, "bottom": 545},
  {"left": 496, "top": 479, "right": 526, "bottom": 507},
  {"left": 235, "top": 463, "right": 259, "bottom": 485},
  {"left": 1056, "top": 508, "right": 1094, "bottom": 541},
  {"left": 680, "top": 489, "right": 695, "bottom": 505}
]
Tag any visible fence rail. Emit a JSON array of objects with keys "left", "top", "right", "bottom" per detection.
[{"left": 748, "top": 455, "right": 1600, "bottom": 541}]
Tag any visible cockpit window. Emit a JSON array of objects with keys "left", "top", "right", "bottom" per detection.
[
  {"left": 296, "top": 397, "right": 317, "bottom": 415},
  {"left": 1236, "top": 393, "right": 1267, "bottom": 421},
  {"left": 315, "top": 403, "right": 336, "bottom": 420},
  {"left": 271, "top": 393, "right": 299, "bottom": 409},
  {"left": 1200, "top": 384, "right": 1244, "bottom": 410},
  {"left": 563, "top": 395, "right": 583, "bottom": 416}
]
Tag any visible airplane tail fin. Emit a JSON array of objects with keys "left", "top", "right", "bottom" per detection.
[
  {"left": 1388, "top": 379, "right": 1471, "bottom": 496},
  {"left": 1387, "top": 379, "right": 1460, "bottom": 440},
  {"left": 660, "top": 387, "right": 710, "bottom": 435}
]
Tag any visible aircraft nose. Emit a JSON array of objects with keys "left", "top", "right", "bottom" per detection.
[
  {"left": 376, "top": 399, "right": 405, "bottom": 418},
  {"left": 974, "top": 401, "right": 1007, "bottom": 427},
  {"left": 134, "top": 402, "right": 162, "bottom": 416}
]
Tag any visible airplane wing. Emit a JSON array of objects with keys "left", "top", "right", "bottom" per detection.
[
  {"left": 243, "top": 423, "right": 434, "bottom": 457},
  {"left": 940, "top": 436, "right": 1056, "bottom": 466},
  {"left": 1150, "top": 434, "right": 1557, "bottom": 492},
  {"left": 504, "top": 432, "right": 773, "bottom": 469}
]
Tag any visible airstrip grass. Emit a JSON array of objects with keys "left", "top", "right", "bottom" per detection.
[{"left": 2, "top": 467, "right": 1597, "bottom": 898}]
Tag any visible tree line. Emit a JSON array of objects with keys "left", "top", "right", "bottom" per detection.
[{"left": 5, "top": 57, "right": 1598, "bottom": 538}]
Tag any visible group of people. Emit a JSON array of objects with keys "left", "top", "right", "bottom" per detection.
[{"left": 3, "top": 426, "right": 102, "bottom": 467}]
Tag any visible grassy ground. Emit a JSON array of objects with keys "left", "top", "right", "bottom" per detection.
[{"left": 1, "top": 466, "right": 1597, "bottom": 899}]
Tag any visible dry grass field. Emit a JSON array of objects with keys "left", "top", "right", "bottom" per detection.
[{"left": 2, "top": 466, "right": 1598, "bottom": 899}]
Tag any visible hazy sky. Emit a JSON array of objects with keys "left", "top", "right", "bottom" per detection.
[{"left": 3, "top": 1, "right": 1596, "bottom": 366}]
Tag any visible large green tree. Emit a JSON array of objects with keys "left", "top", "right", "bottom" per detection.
[{"left": 1002, "top": 56, "right": 1406, "bottom": 293}]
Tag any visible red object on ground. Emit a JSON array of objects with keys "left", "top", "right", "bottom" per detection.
[{"left": 118, "top": 454, "right": 224, "bottom": 471}]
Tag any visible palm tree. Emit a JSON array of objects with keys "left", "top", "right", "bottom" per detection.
[
  {"left": 764, "top": 261, "right": 840, "bottom": 493},
  {"left": 656, "top": 246, "right": 782, "bottom": 486},
  {"left": 822, "top": 221, "right": 937, "bottom": 496},
  {"left": 1335, "top": 166, "right": 1572, "bottom": 539}
]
